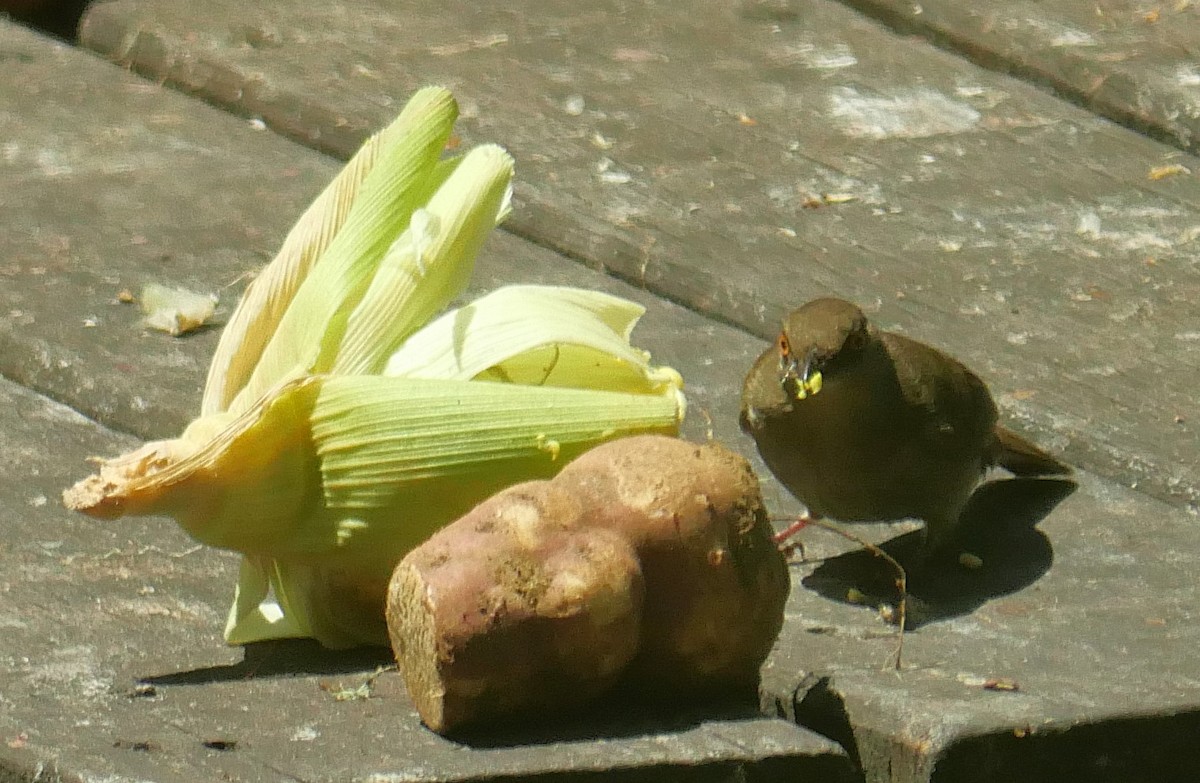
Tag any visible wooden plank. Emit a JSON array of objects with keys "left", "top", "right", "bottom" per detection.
[
  {"left": 0, "top": 379, "right": 851, "bottom": 783},
  {"left": 0, "top": 20, "right": 852, "bottom": 782},
  {"left": 838, "top": 0, "right": 1200, "bottom": 154},
  {"left": 77, "top": 0, "right": 1200, "bottom": 514},
  {"left": 0, "top": 24, "right": 335, "bottom": 439},
  {"left": 7, "top": 19, "right": 1200, "bottom": 783}
]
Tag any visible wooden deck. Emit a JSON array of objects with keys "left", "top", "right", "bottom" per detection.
[
  {"left": 2, "top": 2, "right": 1198, "bottom": 781},
  {"left": 77, "top": 0, "right": 1200, "bottom": 510}
]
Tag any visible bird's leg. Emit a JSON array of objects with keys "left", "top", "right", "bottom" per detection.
[
  {"left": 772, "top": 516, "right": 812, "bottom": 543},
  {"left": 772, "top": 514, "right": 813, "bottom": 561},
  {"left": 773, "top": 514, "right": 908, "bottom": 671}
]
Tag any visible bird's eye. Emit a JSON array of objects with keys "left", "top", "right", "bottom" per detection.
[{"left": 777, "top": 332, "right": 792, "bottom": 361}]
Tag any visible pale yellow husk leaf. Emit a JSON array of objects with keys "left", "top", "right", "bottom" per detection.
[
  {"left": 385, "top": 284, "right": 683, "bottom": 393},
  {"left": 225, "top": 86, "right": 459, "bottom": 415}
]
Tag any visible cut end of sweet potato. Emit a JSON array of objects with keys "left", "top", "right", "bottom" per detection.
[
  {"left": 387, "top": 562, "right": 451, "bottom": 731},
  {"left": 386, "top": 482, "right": 645, "bottom": 734}
]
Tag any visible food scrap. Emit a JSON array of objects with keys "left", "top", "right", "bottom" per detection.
[
  {"left": 386, "top": 436, "right": 788, "bottom": 734},
  {"left": 1148, "top": 163, "right": 1190, "bottom": 180},
  {"left": 983, "top": 677, "right": 1021, "bottom": 692},
  {"left": 958, "top": 552, "right": 984, "bottom": 569},
  {"left": 140, "top": 283, "right": 218, "bottom": 336}
]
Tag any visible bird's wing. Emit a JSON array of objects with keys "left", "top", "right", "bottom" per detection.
[{"left": 878, "top": 331, "right": 997, "bottom": 451}]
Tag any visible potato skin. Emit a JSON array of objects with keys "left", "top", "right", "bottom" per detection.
[
  {"left": 555, "top": 436, "right": 789, "bottom": 695},
  {"left": 386, "top": 481, "right": 644, "bottom": 734},
  {"left": 387, "top": 436, "right": 789, "bottom": 734}
]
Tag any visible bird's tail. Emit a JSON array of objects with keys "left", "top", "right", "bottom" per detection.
[{"left": 992, "top": 426, "right": 1071, "bottom": 477}]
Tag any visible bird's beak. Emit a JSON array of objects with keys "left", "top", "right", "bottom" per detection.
[{"left": 780, "top": 348, "right": 823, "bottom": 401}]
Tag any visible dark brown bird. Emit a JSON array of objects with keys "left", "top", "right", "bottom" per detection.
[{"left": 740, "top": 298, "right": 1069, "bottom": 556}]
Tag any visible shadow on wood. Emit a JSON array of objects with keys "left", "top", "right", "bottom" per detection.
[
  {"left": 448, "top": 685, "right": 765, "bottom": 748},
  {"left": 139, "top": 638, "right": 394, "bottom": 685},
  {"left": 934, "top": 708, "right": 1200, "bottom": 783},
  {"left": 801, "top": 477, "right": 1076, "bottom": 629}
]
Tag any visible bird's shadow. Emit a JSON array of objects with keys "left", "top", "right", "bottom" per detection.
[{"left": 800, "top": 476, "right": 1077, "bottom": 629}]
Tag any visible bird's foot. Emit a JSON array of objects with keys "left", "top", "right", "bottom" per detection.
[
  {"left": 774, "top": 514, "right": 909, "bottom": 670},
  {"left": 772, "top": 515, "right": 813, "bottom": 561}
]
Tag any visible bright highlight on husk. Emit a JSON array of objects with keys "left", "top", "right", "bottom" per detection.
[{"left": 63, "top": 87, "right": 685, "bottom": 648}]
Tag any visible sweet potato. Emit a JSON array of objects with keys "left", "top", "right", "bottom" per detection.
[
  {"left": 386, "top": 481, "right": 644, "bottom": 734},
  {"left": 555, "top": 435, "right": 789, "bottom": 694},
  {"left": 386, "top": 436, "right": 789, "bottom": 734}
]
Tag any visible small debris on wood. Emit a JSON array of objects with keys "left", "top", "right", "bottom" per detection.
[
  {"left": 141, "top": 283, "right": 218, "bottom": 336},
  {"left": 114, "top": 739, "right": 160, "bottom": 752},
  {"left": 1148, "top": 163, "right": 1190, "bottom": 180},
  {"left": 955, "top": 672, "right": 1021, "bottom": 691},
  {"left": 983, "top": 677, "right": 1020, "bottom": 692},
  {"left": 201, "top": 739, "right": 238, "bottom": 751},
  {"left": 563, "top": 95, "right": 586, "bottom": 116},
  {"left": 595, "top": 157, "right": 633, "bottom": 185},
  {"left": 958, "top": 552, "right": 984, "bottom": 569},
  {"left": 125, "top": 683, "right": 159, "bottom": 700},
  {"left": 802, "top": 192, "right": 858, "bottom": 209},
  {"left": 427, "top": 33, "right": 508, "bottom": 57},
  {"left": 319, "top": 666, "right": 394, "bottom": 702}
]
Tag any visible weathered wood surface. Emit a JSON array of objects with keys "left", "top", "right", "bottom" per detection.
[
  {"left": 763, "top": 468, "right": 1200, "bottom": 783},
  {"left": 0, "top": 24, "right": 331, "bottom": 440},
  {"left": 4, "top": 7, "right": 1200, "bottom": 783},
  {"left": 0, "top": 21, "right": 854, "bottom": 782},
  {"left": 78, "top": 0, "right": 1200, "bottom": 513},
  {"left": 840, "top": 0, "right": 1200, "bottom": 154},
  {"left": 0, "top": 372, "right": 855, "bottom": 783}
]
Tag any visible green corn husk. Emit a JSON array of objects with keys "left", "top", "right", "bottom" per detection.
[
  {"left": 64, "top": 87, "right": 685, "bottom": 648},
  {"left": 203, "top": 86, "right": 462, "bottom": 416}
]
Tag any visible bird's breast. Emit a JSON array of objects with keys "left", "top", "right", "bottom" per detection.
[{"left": 749, "top": 359, "right": 959, "bottom": 522}]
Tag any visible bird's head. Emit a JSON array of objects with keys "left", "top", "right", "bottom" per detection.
[{"left": 777, "top": 298, "right": 871, "bottom": 401}]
